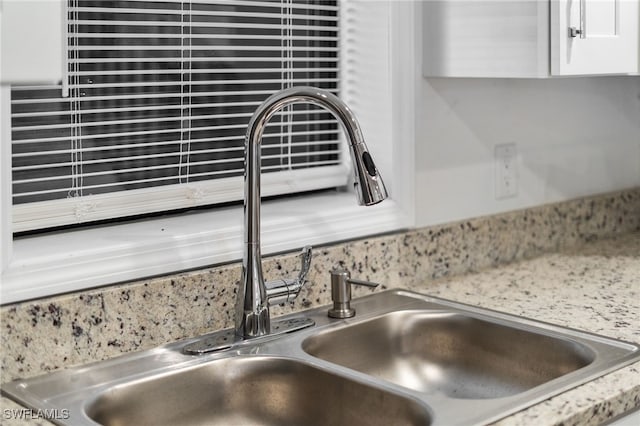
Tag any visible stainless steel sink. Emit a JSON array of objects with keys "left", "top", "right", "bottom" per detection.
[
  {"left": 3, "top": 290, "right": 639, "bottom": 426},
  {"left": 86, "top": 356, "right": 431, "bottom": 426},
  {"left": 302, "top": 311, "right": 595, "bottom": 399}
]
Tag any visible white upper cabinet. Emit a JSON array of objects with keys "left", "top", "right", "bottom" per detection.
[
  {"left": 423, "top": 0, "right": 639, "bottom": 78},
  {"left": 552, "top": 0, "right": 639, "bottom": 75},
  {"left": 1, "top": 0, "right": 65, "bottom": 84}
]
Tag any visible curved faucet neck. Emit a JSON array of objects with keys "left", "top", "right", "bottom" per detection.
[{"left": 236, "top": 87, "right": 387, "bottom": 339}]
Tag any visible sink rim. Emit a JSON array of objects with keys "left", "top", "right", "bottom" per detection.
[{"left": 3, "top": 289, "right": 639, "bottom": 426}]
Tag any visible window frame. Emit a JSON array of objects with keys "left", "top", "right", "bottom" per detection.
[{"left": 0, "top": 0, "right": 417, "bottom": 304}]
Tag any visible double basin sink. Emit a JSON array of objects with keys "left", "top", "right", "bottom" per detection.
[{"left": 3, "top": 290, "right": 639, "bottom": 425}]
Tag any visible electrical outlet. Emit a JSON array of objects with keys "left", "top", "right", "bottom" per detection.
[{"left": 495, "top": 143, "right": 518, "bottom": 199}]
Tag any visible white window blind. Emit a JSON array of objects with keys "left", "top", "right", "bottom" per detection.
[{"left": 11, "top": 0, "right": 346, "bottom": 233}]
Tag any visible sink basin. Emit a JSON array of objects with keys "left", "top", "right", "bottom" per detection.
[
  {"left": 86, "top": 356, "right": 431, "bottom": 426},
  {"left": 3, "top": 290, "right": 639, "bottom": 426},
  {"left": 302, "top": 311, "right": 595, "bottom": 398}
]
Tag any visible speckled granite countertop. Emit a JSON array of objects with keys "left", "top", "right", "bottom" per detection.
[{"left": 1, "top": 189, "right": 639, "bottom": 425}]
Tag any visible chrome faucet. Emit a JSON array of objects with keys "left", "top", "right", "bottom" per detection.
[{"left": 236, "top": 86, "right": 388, "bottom": 339}]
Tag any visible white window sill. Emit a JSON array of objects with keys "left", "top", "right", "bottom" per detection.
[{"left": 1, "top": 192, "right": 407, "bottom": 304}]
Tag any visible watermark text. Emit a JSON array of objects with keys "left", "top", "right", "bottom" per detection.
[{"left": 3, "top": 408, "right": 70, "bottom": 421}]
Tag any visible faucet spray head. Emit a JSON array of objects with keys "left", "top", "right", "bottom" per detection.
[{"left": 348, "top": 142, "right": 388, "bottom": 206}]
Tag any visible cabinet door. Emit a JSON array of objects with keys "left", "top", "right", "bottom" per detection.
[
  {"left": 551, "top": 0, "right": 639, "bottom": 75},
  {"left": 1, "top": 0, "right": 65, "bottom": 84}
]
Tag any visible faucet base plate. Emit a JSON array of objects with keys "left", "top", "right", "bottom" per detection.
[{"left": 183, "top": 317, "right": 315, "bottom": 355}]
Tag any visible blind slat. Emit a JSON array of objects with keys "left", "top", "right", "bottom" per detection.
[
  {"left": 13, "top": 112, "right": 336, "bottom": 131},
  {"left": 13, "top": 138, "right": 339, "bottom": 159},
  {"left": 72, "top": 67, "right": 336, "bottom": 76},
  {"left": 69, "top": 8, "right": 338, "bottom": 22},
  {"left": 12, "top": 101, "right": 334, "bottom": 117},
  {"left": 69, "top": 1, "right": 339, "bottom": 13},
  {"left": 68, "top": 20, "right": 337, "bottom": 31},
  {"left": 67, "top": 57, "right": 339, "bottom": 64},
  {"left": 67, "top": 78, "right": 339, "bottom": 90},
  {"left": 11, "top": 89, "right": 307, "bottom": 104},
  {"left": 70, "top": 45, "right": 338, "bottom": 52},
  {"left": 82, "top": 0, "right": 339, "bottom": 12},
  {"left": 73, "top": 33, "right": 338, "bottom": 41},
  {"left": 14, "top": 128, "right": 340, "bottom": 146}
]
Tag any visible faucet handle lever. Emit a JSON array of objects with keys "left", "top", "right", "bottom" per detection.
[
  {"left": 265, "top": 246, "right": 312, "bottom": 306},
  {"left": 297, "top": 245, "right": 313, "bottom": 284}
]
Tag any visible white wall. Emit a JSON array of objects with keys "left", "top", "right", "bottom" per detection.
[{"left": 415, "top": 74, "right": 640, "bottom": 227}]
